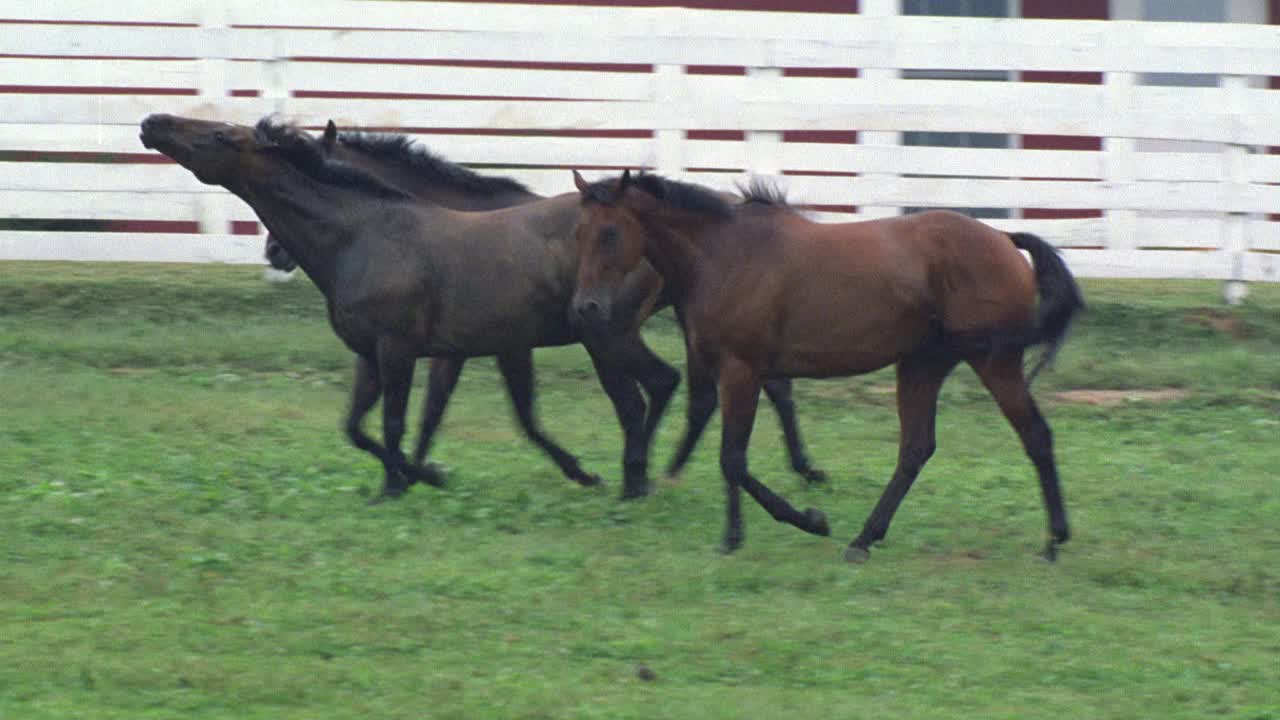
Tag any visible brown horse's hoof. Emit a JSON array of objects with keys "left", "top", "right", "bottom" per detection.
[
  {"left": 804, "top": 508, "right": 831, "bottom": 536},
  {"left": 843, "top": 545, "right": 871, "bottom": 564}
]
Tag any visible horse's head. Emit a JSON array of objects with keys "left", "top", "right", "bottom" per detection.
[
  {"left": 140, "top": 114, "right": 275, "bottom": 188},
  {"left": 570, "top": 169, "right": 650, "bottom": 333}
]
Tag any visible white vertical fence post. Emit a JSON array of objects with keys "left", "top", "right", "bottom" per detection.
[
  {"left": 1220, "top": 74, "right": 1251, "bottom": 305},
  {"left": 1102, "top": 70, "right": 1137, "bottom": 254},
  {"left": 651, "top": 8, "right": 686, "bottom": 177},
  {"left": 653, "top": 63, "right": 686, "bottom": 176},
  {"left": 197, "top": 0, "right": 231, "bottom": 237},
  {"left": 746, "top": 67, "right": 783, "bottom": 179},
  {"left": 856, "top": 0, "right": 902, "bottom": 219}
]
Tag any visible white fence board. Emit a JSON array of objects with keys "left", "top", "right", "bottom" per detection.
[
  {"left": 10, "top": 91, "right": 1278, "bottom": 147},
  {"left": 0, "top": 232, "right": 263, "bottom": 264},
  {"left": 0, "top": 191, "right": 257, "bottom": 223}
]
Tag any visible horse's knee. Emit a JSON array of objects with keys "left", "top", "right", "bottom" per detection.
[
  {"left": 719, "top": 448, "right": 748, "bottom": 479},
  {"left": 652, "top": 365, "right": 680, "bottom": 399},
  {"left": 900, "top": 440, "right": 936, "bottom": 477}
]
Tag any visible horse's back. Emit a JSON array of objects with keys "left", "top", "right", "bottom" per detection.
[{"left": 757, "top": 210, "right": 1037, "bottom": 373}]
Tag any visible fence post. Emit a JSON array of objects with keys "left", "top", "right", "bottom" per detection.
[
  {"left": 746, "top": 67, "right": 783, "bottom": 180},
  {"left": 1102, "top": 70, "right": 1137, "bottom": 258},
  {"left": 197, "top": 0, "right": 230, "bottom": 237},
  {"left": 1220, "top": 75, "right": 1250, "bottom": 305},
  {"left": 651, "top": 8, "right": 686, "bottom": 177},
  {"left": 653, "top": 63, "right": 686, "bottom": 176},
  {"left": 856, "top": 0, "right": 901, "bottom": 219}
]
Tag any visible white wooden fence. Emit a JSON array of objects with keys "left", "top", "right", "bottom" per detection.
[{"left": 2, "top": 0, "right": 1278, "bottom": 296}]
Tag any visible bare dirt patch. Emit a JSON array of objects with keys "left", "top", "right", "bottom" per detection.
[
  {"left": 1052, "top": 388, "right": 1191, "bottom": 407},
  {"left": 1185, "top": 309, "right": 1251, "bottom": 339}
]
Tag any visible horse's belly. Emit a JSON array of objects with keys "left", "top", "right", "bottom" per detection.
[
  {"left": 768, "top": 318, "right": 931, "bottom": 378},
  {"left": 423, "top": 309, "right": 576, "bottom": 356}
]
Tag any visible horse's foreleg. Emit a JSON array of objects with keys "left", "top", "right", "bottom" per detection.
[
  {"left": 969, "top": 351, "right": 1069, "bottom": 561},
  {"left": 408, "top": 357, "right": 464, "bottom": 487},
  {"left": 496, "top": 350, "right": 601, "bottom": 487},
  {"left": 344, "top": 355, "right": 401, "bottom": 501},
  {"left": 585, "top": 342, "right": 651, "bottom": 500},
  {"left": 665, "top": 356, "right": 718, "bottom": 480},
  {"left": 609, "top": 333, "right": 681, "bottom": 464},
  {"left": 718, "top": 355, "right": 830, "bottom": 554},
  {"left": 845, "top": 345, "right": 958, "bottom": 563},
  {"left": 370, "top": 338, "right": 419, "bottom": 500},
  {"left": 761, "top": 377, "right": 826, "bottom": 485}
]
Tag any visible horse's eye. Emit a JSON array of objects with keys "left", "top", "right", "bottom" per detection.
[{"left": 599, "top": 227, "right": 619, "bottom": 254}]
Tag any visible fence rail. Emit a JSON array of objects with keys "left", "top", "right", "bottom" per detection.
[{"left": 1, "top": 0, "right": 1278, "bottom": 294}]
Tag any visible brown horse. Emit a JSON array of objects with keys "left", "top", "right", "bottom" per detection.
[{"left": 570, "top": 170, "right": 1084, "bottom": 561}]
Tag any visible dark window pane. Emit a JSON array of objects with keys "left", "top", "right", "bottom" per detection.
[{"left": 903, "top": 0, "right": 1008, "bottom": 17}]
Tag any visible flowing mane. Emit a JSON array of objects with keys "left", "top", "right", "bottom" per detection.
[
  {"left": 253, "top": 118, "right": 412, "bottom": 201},
  {"left": 336, "top": 130, "right": 532, "bottom": 197},
  {"left": 582, "top": 171, "right": 734, "bottom": 221},
  {"left": 737, "top": 177, "right": 791, "bottom": 208}
]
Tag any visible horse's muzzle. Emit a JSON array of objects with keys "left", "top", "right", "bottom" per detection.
[{"left": 570, "top": 293, "right": 612, "bottom": 335}]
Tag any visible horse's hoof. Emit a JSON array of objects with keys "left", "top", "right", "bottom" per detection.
[
  {"left": 801, "top": 468, "right": 828, "bottom": 485},
  {"left": 719, "top": 536, "right": 744, "bottom": 555},
  {"left": 575, "top": 472, "right": 603, "bottom": 488},
  {"left": 663, "top": 471, "right": 683, "bottom": 485},
  {"left": 368, "top": 488, "right": 405, "bottom": 506},
  {"left": 843, "top": 544, "right": 871, "bottom": 564},
  {"left": 1041, "top": 541, "right": 1060, "bottom": 563},
  {"left": 407, "top": 463, "right": 447, "bottom": 488},
  {"left": 620, "top": 484, "right": 652, "bottom": 501},
  {"left": 805, "top": 508, "right": 831, "bottom": 536}
]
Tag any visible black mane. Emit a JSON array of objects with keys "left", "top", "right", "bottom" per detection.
[
  {"left": 254, "top": 118, "right": 412, "bottom": 201},
  {"left": 337, "top": 131, "right": 532, "bottom": 197},
  {"left": 583, "top": 172, "right": 734, "bottom": 221},
  {"left": 737, "top": 177, "right": 790, "bottom": 208}
]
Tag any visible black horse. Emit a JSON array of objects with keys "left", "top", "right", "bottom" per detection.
[
  {"left": 141, "top": 114, "right": 821, "bottom": 499},
  {"left": 249, "top": 119, "right": 826, "bottom": 495}
]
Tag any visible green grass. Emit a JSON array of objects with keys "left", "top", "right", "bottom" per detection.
[{"left": 1, "top": 262, "right": 1278, "bottom": 719}]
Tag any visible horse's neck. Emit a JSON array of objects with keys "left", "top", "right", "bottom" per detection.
[
  {"left": 638, "top": 211, "right": 710, "bottom": 305},
  {"left": 235, "top": 175, "right": 360, "bottom": 296}
]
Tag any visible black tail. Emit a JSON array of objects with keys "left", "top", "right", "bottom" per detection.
[{"left": 1009, "top": 232, "right": 1085, "bottom": 382}]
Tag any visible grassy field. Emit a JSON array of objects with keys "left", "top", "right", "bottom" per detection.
[{"left": 1, "top": 262, "right": 1278, "bottom": 719}]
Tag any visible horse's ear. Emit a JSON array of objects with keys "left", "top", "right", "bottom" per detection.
[
  {"left": 618, "top": 168, "right": 632, "bottom": 192},
  {"left": 572, "top": 169, "right": 589, "bottom": 194},
  {"left": 322, "top": 120, "right": 338, "bottom": 150}
]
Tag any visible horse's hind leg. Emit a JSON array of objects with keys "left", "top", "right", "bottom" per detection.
[
  {"left": 761, "top": 378, "right": 826, "bottom": 484},
  {"left": 408, "top": 357, "right": 464, "bottom": 487},
  {"left": 585, "top": 342, "right": 653, "bottom": 500},
  {"left": 496, "top": 350, "right": 601, "bottom": 487},
  {"left": 718, "top": 354, "right": 830, "bottom": 554},
  {"left": 845, "top": 344, "right": 959, "bottom": 563},
  {"left": 968, "top": 351, "right": 1070, "bottom": 561}
]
